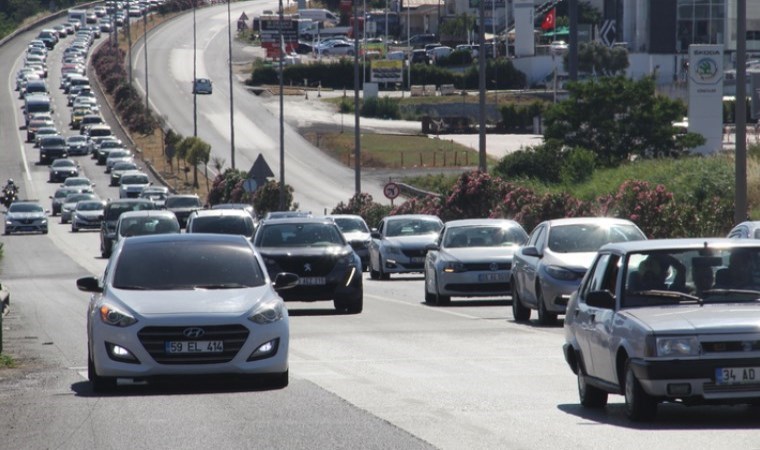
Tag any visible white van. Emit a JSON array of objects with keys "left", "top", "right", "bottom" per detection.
[{"left": 297, "top": 9, "right": 339, "bottom": 26}]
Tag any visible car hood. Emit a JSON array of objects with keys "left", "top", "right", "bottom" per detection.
[
  {"left": 342, "top": 231, "right": 370, "bottom": 242},
  {"left": 443, "top": 247, "right": 517, "bottom": 262},
  {"left": 624, "top": 305, "right": 760, "bottom": 334},
  {"left": 113, "top": 286, "right": 273, "bottom": 316},
  {"left": 542, "top": 250, "right": 597, "bottom": 270},
  {"left": 384, "top": 235, "right": 439, "bottom": 247},
  {"left": 77, "top": 210, "right": 103, "bottom": 218},
  {"left": 258, "top": 246, "right": 351, "bottom": 258}
]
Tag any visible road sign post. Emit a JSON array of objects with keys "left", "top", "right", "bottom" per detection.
[{"left": 384, "top": 181, "right": 400, "bottom": 206}]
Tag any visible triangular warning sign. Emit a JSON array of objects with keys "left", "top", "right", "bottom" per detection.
[
  {"left": 239, "top": 12, "right": 249, "bottom": 21},
  {"left": 248, "top": 154, "right": 274, "bottom": 179}
]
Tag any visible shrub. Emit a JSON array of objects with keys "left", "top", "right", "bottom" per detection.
[
  {"left": 331, "top": 192, "right": 392, "bottom": 228},
  {"left": 560, "top": 147, "right": 596, "bottom": 184},
  {"left": 361, "top": 97, "right": 400, "bottom": 120},
  {"left": 493, "top": 139, "right": 564, "bottom": 183},
  {"left": 440, "top": 171, "right": 511, "bottom": 221},
  {"left": 253, "top": 180, "right": 294, "bottom": 215}
]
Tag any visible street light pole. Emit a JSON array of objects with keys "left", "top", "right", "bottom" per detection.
[
  {"left": 143, "top": 9, "right": 149, "bottom": 112},
  {"left": 227, "top": 0, "right": 236, "bottom": 169},
  {"left": 735, "top": 0, "right": 747, "bottom": 223},
  {"left": 193, "top": 0, "right": 198, "bottom": 137},
  {"left": 127, "top": 0, "right": 132, "bottom": 86},
  {"left": 278, "top": 0, "right": 286, "bottom": 210},
  {"left": 407, "top": 0, "right": 411, "bottom": 91},
  {"left": 354, "top": 0, "right": 362, "bottom": 194},
  {"left": 477, "top": 0, "right": 487, "bottom": 172}
]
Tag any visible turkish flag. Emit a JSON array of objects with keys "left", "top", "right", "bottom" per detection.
[{"left": 541, "top": 8, "right": 556, "bottom": 31}]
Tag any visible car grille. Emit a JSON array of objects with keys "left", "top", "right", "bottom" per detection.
[
  {"left": 274, "top": 256, "right": 337, "bottom": 277},
  {"left": 462, "top": 262, "right": 511, "bottom": 271},
  {"left": 401, "top": 248, "right": 427, "bottom": 258},
  {"left": 445, "top": 283, "right": 510, "bottom": 292},
  {"left": 702, "top": 340, "right": 760, "bottom": 353},
  {"left": 350, "top": 241, "right": 368, "bottom": 251},
  {"left": 137, "top": 324, "right": 249, "bottom": 364}
]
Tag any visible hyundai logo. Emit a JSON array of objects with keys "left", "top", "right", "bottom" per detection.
[
  {"left": 489, "top": 262, "right": 499, "bottom": 272},
  {"left": 183, "top": 327, "right": 205, "bottom": 339},
  {"left": 304, "top": 263, "right": 312, "bottom": 272}
]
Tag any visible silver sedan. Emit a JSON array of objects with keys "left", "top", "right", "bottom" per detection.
[
  {"left": 511, "top": 217, "right": 647, "bottom": 325},
  {"left": 424, "top": 219, "right": 528, "bottom": 306}
]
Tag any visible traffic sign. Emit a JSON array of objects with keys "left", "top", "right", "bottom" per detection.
[
  {"left": 600, "top": 19, "right": 616, "bottom": 47},
  {"left": 248, "top": 154, "right": 274, "bottom": 179},
  {"left": 243, "top": 179, "right": 257, "bottom": 193},
  {"left": 384, "top": 182, "right": 400, "bottom": 200}
]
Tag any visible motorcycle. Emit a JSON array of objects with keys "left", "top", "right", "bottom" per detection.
[{"left": 1, "top": 185, "right": 18, "bottom": 208}]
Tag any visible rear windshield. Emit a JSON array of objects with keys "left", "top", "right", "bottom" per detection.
[
  {"left": 257, "top": 222, "right": 344, "bottom": 247},
  {"left": 27, "top": 102, "right": 51, "bottom": 113},
  {"left": 121, "top": 175, "right": 149, "bottom": 185},
  {"left": 190, "top": 216, "right": 254, "bottom": 236},
  {"left": 105, "top": 202, "right": 154, "bottom": 220},
  {"left": 166, "top": 197, "right": 201, "bottom": 208},
  {"left": 89, "top": 128, "right": 112, "bottom": 137},
  {"left": 112, "top": 240, "right": 266, "bottom": 290}
]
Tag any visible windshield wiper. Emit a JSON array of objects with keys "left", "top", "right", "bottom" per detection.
[
  {"left": 113, "top": 285, "right": 148, "bottom": 290},
  {"left": 628, "top": 289, "right": 704, "bottom": 305}
]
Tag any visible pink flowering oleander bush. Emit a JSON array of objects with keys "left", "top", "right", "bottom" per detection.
[
  {"left": 331, "top": 193, "right": 392, "bottom": 229},
  {"left": 440, "top": 171, "right": 513, "bottom": 222},
  {"left": 598, "top": 180, "right": 674, "bottom": 238}
]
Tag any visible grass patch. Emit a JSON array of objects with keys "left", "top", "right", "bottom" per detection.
[
  {"left": 0, "top": 353, "right": 16, "bottom": 369},
  {"left": 303, "top": 132, "right": 489, "bottom": 168},
  {"left": 323, "top": 91, "right": 547, "bottom": 109}
]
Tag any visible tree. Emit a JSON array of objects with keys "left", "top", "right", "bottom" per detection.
[
  {"left": 439, "top": 13, "right": 475, "bottom": 43},
  {"left": 185, "top": 137, "right": 211, "bottom": 188},
  {"left": 543, "top": 76, "right": 701, "bottom": 165},
  {"left": 562, "top": 41, "right": 629, "bottom": 77}
]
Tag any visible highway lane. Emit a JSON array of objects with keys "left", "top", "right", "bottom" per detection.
[
  {"left": 2, "top": 7, "right": 760, "bottom": 450},
  {"left": 130, "top": 1, "right": 386, "bottom": 214}
]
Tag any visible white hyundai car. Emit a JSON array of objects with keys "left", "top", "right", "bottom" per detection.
[{"left": 77, "top": 233, "right": 297, "bottom": 392}]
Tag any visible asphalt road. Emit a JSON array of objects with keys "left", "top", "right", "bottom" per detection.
[{"left": 2, "top": 5, "right": 760, "bottom": 450}]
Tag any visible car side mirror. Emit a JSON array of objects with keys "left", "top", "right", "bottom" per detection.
[
  {"left": 425, "top": 242, "right": 438, "bottom": 251},
  {"left": 76, "top": 276, "right": 102, "bottom": 293},
  {"left": 522, "top": 246, "right": 541, "bottom": 257},
  {"left": 370, "top": 231, "right": 381, "bottom": 239},
  {"left": 273, "top": 272, "right": 299, "bottom": 291},
  {"left": 585, "top": 290, "right": 615, "bottom": 309}
]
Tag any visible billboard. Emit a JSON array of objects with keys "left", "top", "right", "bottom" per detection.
[
  {"left": 260, "top": 15, "right": 299, "bottom": 58},
  {"left": 687, "top": 44, "right": 724, "bottom": 155},
  {"left": 371, "top": 60, "right": 403, "bottom": 83}
]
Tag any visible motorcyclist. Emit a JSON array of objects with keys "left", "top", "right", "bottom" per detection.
[
  {"left": 2, "top": 179, "right": 18, "bottom": 207},
  {"left": 4, "top": 179, "right": 17, "bottom": 194}
]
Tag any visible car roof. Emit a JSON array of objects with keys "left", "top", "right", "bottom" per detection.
[
  {"left": 121, "top": 232, "right": 250, "bottom": 247},
  {"left": 261, "top": 217, "right": 336, "bottom": 225},
  {"left": 443, "top": 218, "right": 523, "bottom": 228},
  {"left": 385, "top": 214, "right": 441, "bottom": 221},
  {"left": 539, "top": 217, "right": 638, "bottom": 227},
  {"left": 598, "top": 238, "right": 760, "bottom": 253},
  {"left": 191, "top": 209, "right": 250, "bottom": 218},
  {"left": 118, "top": 210, "right": 177, "bottom": 220}
]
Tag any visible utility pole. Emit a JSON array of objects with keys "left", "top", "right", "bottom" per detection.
[
  {"left": 127, "top": 0, "right": 132, "bottom": 85},
  {"left": 735, "top": 0, "right": 747, "bottom": 223},
  {"left": 143, "top": 9, "right": 149, "bottom": 111},
  {"left": 278, "top": 0, "right": 286, "bottom": 210},
  {"left": 227, "top": 0, "right": 236, "bottom": 169},
  {"left": 354, "top": 0, "right": 362, "bottom": 194},
  {"left": 568, "top": 0, "right": 577, "bottom": 81},
  {"left": 477, "top": 0, "right": 487, "bottom": 172},
  {"left": 193, "top": 0, "right": 198, "bottom": 137}
]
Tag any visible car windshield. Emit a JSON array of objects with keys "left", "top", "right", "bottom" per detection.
[
  {"left": 77, "top": 201, "right": 103, "bottom": 211},
  {"left": 65, "top": 178, "right": 90, "bottom": 186},
  {"left": 443, "top": 225, "right": 527, "bottom": 248},
  {"left": 191, "top": 216, "right": 254, "bottom": 236},
  {"left": 119, "top": 217, "right": 180, "bottom": 237},
  {"left": 385, "top": 218, "right": 442, "bottom": 237},
  {"left": 333, "top": 217, "right": 369, "bottom": 233},
  {"left": 105, "top": 202, "right": 154, "bottom": 220},
  {"left": 53, "top": 160, "right": 75, "bottom": 167},
  {"left": 121, "top": 175, "right": 148, "bottom": 184},
  {"left": 112, "top": 240, "right": 266, "bottom": 290},
  {"left": 623, "top": 247, "right": 760, "bottom": 307},
  {"left": 9, "top": 203, "right": 43, "bottom": 213},
  {"left": 258, "top": 223, "right": 344, "bottom": 247},
  {"left": 548, "top": 223, "right": 644, "bottom": 253},
  {"left": 65, "top": 193, "right": 96, "bottom": 203}
]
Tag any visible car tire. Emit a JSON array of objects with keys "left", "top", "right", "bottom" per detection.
[
  {"left": 72, "top": 224, "right": 78, "bottom": 232},
  {"left": 346, "top": 295, "right": 363, "bottom": 314},
  {"left": 624, "top": 361, "right": 657, "bottom": 421},
  {"left": 432, "top": 273, "right": 450, "bottom": 305},
  {"left": 101, "top": 241, "right": 111, "bottom": 258},
  {"left": 511, "top": 279, "right": 530, "bottom": 322},
  {"left": 577, "top": 361, "right": 608, "bottom": 408},
  {"left": 88, "top": 349, "right": 117, "bottom": 393},
  {"left": 536, "top": 284, "right": 557, "bottom": 326},
  {"left": 379, "top": 263, "right": 390, "bottom": 280},
  {"left": 369, "top": 263, "right": 380, "bottom": 280},
  {"left": 424, "top": 275, "right": 437, "bottom": 304},
  {"left": 3, "top": 230, "right": 9, "bottom": 236}
]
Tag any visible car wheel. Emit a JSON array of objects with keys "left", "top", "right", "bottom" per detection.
[
  {"left": 88, "top": 349, "right": 117, "bottom": 393},
  {"left": 369, "top": 263, "right": 380, "bottom": 280},
  {"left": 624, "top": 361, "right": 657, "bottom": 421},
  {"left": 346, "top": 295, "right": 363, "bottom": 314},
  {"left": 424, "top": 274, "right": 437, "bottom": 304},
  {"left": 72, "top": 224, "right": 78, "bottom": 232},
  {"left": 432, "top": 274, "right": 450, "bottom": 305},
  {"left": 3, "top": 230, "right": 9, "bottom": 236},
  {"left": 511, "top": 279, "right": 531, "bottom": 322},
  {"left": 101, "top": 241, "right": 111, "bottom": 258},
  {"left": 42, "top": 228, "right": 48, "bottom": 235},
  {"left": 577, "top": 361, "right": 608, "bottom": 408},
  {"left": 379, "top": 263, "right": 390, "bottom": 280},
  {"left": 536, "top": 284, "right": 557, "bottom": 326}
]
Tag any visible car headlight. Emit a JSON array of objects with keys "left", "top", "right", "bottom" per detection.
[
  {"left": 249, "top": 299, "right": 285, "bottom": 324},
  {"left": 40, "top": 219, "right": 47, "bottom": 224},
  {"left": 384, "top": 244, "right": 402, "bottom": 255},
  {"left": 443, "top": 262, "right": 465, "bottom": 273},
  {"left": 337, "top": 252, "right": 358, "bottom": 266},
  {"left": 545, "top": 265, "right": 578, "bottom": 281},
  {"left": 99, "top": 304, "right": 137, "bottom": 327},
  {"left": 655, "top": 336, "right": 700, "bottom": 357}
]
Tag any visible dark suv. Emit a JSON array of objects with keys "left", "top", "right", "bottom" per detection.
[{"left": 100, "top": 198, "right": 156, "bottom": 258}]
